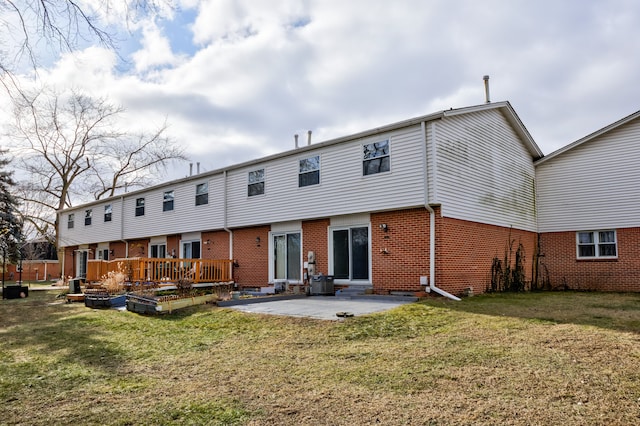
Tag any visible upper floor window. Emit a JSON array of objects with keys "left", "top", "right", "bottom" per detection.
[
  {"left": 195, "top": 183, "right": 208, "bottom": 206},
  {"left": 104, "top": 204, "right": 112, "bottom": 222},
  {"left": 67, "top": 214, "right": 74, "bottom": 229},
  {"left": 363, "top": 139, "right": 390, "bottom": 176},
  {"left": 84, "top": 209, "right": 92, "bottom": 226},
  {"left": 135, "top": 198, "right": 145, "bottom": 217},
  {"left": 299, "top": 156, "right": 320, "bottom": 187},
  {"left": 163, "top": 191, "right": 174, "bottom": 211},
  {"left": 248, "top": 169, "right": 265, "bottom": 196},
  {"left": 577, "top": 230, "right": 617, "bottom": 259}
]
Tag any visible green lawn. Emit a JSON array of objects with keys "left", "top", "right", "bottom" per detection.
[{"left": 1, "top": 290, "right": 639, "bottom": 425}]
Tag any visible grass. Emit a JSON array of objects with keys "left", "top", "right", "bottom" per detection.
[{"left": 1, "top": 290, "right": 639, "bottom": 425}]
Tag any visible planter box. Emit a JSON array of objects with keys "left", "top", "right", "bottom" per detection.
[
  {"left": 3, "top": 285, "right": 29, "bottom": 299},
  {"left": 126, "top": 293, "right": 218, "bottom": 314},
  {"left": 84, "top": 293, "right": 127, "bottom": 309}
]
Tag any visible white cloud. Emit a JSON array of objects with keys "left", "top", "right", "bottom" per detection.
[{"left": 4, "top": 0, "right": 640, "bottom": 182}]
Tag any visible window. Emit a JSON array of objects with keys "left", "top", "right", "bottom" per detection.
[
  {"left": 67, "top": 214, "right": 74, "bottom": 229},
  {"left": 84, "top": 209, "right": 92, "bottom": 226},
  {"left": 299, "top": 156, "right": 320, "bottom": 187},
  {"left": 135, "top": 198, "right": 145, "bottom": 216},
  {"left": 332, "top": 227, "right": 369, "bottom": 280},
  {"left": 273, "top": 233, "right": 301, "bottom": 281},
  {"left": 163, "top": 191, "right": 174, "bottom": 211},
  {"left": 577, "top": 230, "right": 617, "bottom": 258},
  {"left": 104, "top": 204, "right": 112, "bottom": 222},
  {"left": 150, "top": 243, "right": 167, "bottom": 258},
  {"left": 363, "top": 139, "right": 390, "bottom": 175},
  {"left": 248, "top": 169, "right": 265, "bottom": 196},
  {"left": 97, "top": 249, "right": 109, "bottom": 261},
  {"left": 182, "top": 241, "right": 201, "bottom": 259},
  {"left": 195, "top": 183, "right": 208, "bottom": 206}
]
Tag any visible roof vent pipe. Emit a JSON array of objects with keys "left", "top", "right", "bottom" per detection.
[
  {"left": 483, "top": 75, "right": 491, "bottom": 103},
  {"left": 307, "top": 130, "right": 312, "bottom": 145},
  {"left": 189, "top": 163, "right": 193, "bottom": 176},
  {"left": 294, "top": 134, "right": 299, "bottom": 149},
  {"left": 197, "top": 162, "right": 200, "bottom": 174}
]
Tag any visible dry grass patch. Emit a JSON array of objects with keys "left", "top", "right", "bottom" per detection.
[{"left": 0, "top": 291, "right": 639, "bottom": 425}]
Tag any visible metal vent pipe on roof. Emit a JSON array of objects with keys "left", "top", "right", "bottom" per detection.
[
  {"left": 307, "top": 130, "right": 312, "bottom": 145},
  {"left": 189, "top": 163, "right": 193, "bottom": 176},
  {"left": 197, "top": 162, "right": 200, "bottom": 174},
  {"left": 294, "top": 134, "right": 299, "bottom": 148},
  {"left": 483, "top": 75, "right": 491, "bottom": 103}
]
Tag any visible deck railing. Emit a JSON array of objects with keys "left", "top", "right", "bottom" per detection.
[{"left": 87, "top": 258, "right": 234, "bottom": 284}]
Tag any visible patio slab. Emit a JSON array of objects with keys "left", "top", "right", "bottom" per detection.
[{"left": 222, "top": 295, "right": 417, "bottom": 320}]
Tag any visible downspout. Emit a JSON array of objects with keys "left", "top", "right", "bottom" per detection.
[
  {"left": 422, "top": 121, "right": 461, "bottom": 301},
  {"left": 119, "top": 195, "right": 128, "bottom": 258},
  {"left": 223, "top": 170, "right": 233, "bottom": 259}
]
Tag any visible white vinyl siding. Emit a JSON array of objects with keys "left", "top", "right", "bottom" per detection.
[
  {"left": 433, "top": 109, "right": 537, "bottom": 231},
  {"left": 58, "top": 199, "right": 122, "bottom": 247},
  {"left": 536, "top": 117, "right": 640, "bottom": 232},
  {"left": 227, "top": 126, "right": 425, "bottom": 228}
]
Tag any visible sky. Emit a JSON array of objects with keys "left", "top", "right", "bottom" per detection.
[{"left": 4, "top": 0, "right": 640, "bottom": 182}]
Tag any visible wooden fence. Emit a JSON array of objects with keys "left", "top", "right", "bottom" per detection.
[{"left": 87, "top": 258, "right": 234, "bottom": 284}]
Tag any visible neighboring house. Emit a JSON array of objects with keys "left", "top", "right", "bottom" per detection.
[
  {"left": 57, "top": 101, "right": 543, "bottom": 297},
  {"left": 6, "top": 240, "right": 60, "bottom": 282},
  {"left": 535, "top": 110, "right": 640, "bottom": 292}
]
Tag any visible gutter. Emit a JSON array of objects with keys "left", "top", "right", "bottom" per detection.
[{"left": 421, "top": 121, "right": 461, "bottom": 301}]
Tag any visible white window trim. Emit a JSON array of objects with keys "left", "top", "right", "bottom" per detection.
[
  {"left": 298, "top": 155, "right": 321, "bottom": 188},
  {"left": 268, "top": 230, "right": 303, "bottom": 284},
  {"left": 362, "top": 139, "right": 391, "bottom": 177},
  {"left": 248, "top": 168, "right": 266, "bottom": 197},
  {"left": 576, "top": 230, "right": 618, "bottom": 259},
  {"left": 327, "top": 224, "right": 372, "bottom": 285}
]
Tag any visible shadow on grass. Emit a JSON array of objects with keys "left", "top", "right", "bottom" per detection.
[
  {"left": 421, "top": 290, "right": 640, "bottom": 334},
  {"left": 1, "top": 291, "right": 130, "bottom": 375}
]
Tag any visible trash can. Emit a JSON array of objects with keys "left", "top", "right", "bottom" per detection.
[
  {"left": 69, "top": 278, "right": 83, "bottom": 294},
  {"left": 311, "top": 274, "right": 334, "bottom": 296}
]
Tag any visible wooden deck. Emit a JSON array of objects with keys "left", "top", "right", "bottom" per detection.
[{"left": 87, "top": 258, "right": 234, "bottom": 284}]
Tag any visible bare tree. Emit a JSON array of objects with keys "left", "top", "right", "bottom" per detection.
[
  {"left": 10, "top": 88, "right": 186, "bottom": 245},
  {"left": 0, "top": 1, "right": 171, "bottom": 70}
]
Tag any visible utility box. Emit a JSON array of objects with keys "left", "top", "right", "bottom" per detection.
[
  {"left": 311, "top": 275, "right": 334, "bottom": 296},
  {"left": 69, "top": 278, "right": 83, "bottom": 294}
]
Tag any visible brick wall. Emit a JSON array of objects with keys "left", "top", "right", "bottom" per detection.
[
  {"left": 7, "top": 261, "right": 61, "bottom": 281},
  {"left": 232, "top": 226, "right": 270, "bottom": 287},
  {"left": 128, "top": 239, "right": 149, "bottom": 258},
  {"left": 538, "top": 228, "right": 640, "bottom": 292},
  {"left": 63, "top": 247, "right": 75, "bottom": 277},
  {"left": 201, "top": 231, "right": 231, "bottom": 260},
  {"left": 370, "top": 209, "right": 430, "bottom": 293},
  {"left": 109, "top": 241, "right": 127, "bottom": 259},
  {"left": 437, "top": 212, "right": 537, "bottom": 296},
  {"left": 302, "top": 219, "right": 330, "bottom": 276}
]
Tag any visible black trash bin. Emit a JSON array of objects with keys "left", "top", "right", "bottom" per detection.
[
  {"left": 4, "top": 285, "right": 29, "bottom": 299},
  {"left": 311, "top": 274, "right": 334, "bottom": 296}
]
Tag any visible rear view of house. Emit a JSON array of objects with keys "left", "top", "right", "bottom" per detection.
[{"left": 57, "top": 101, "right": 543, "bottom": 297}]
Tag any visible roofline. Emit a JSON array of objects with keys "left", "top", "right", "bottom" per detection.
[
  {"left": 535, "top": 108, "right": 640, "bottom": 166},
  {"left": 58, "top": 101, "right": 540, "bottom": 213}
]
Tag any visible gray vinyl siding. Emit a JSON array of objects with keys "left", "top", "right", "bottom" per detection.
[
  {"left": 226, "top": 125, "right": 426, "bottom": 228},
  {"left": 434, "top": 109, "right": 537, "bottom": 231},
  {"left": 122, "top": 175, "right": 225, "bottom": 239},
  {"left": 536, "top": 117, "right": 640, "bottom": 232}
]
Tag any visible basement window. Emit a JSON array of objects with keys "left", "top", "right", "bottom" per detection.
[{"left": 577, "top": 230, "right": 617, "bottom": 259}]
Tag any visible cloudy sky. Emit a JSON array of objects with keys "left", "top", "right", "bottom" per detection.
[{"left": 5, "top": 0, "right": 640, "bottom": 181}]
